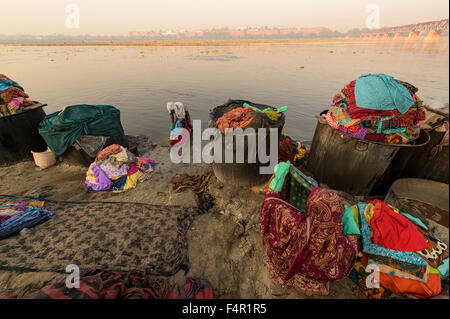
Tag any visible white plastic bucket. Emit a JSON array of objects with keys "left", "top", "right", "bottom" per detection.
[{"left": 31, "top": 147, "right": 56, "bottom": 169}]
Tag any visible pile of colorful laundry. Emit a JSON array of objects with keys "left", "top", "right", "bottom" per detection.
[
  {"left": 278, "top": 133, "right": 308, "bottom": 168},
  {"left": 85, "top": 144, "right": 155, "bottom": 193},
  {"left": 322, "top": 73, "right": 426, "bottom": 144},
  {"left": 0, "top": 201, "right": 53, "bottom": 240},
  {"left": 0, "top": 74, "right": 36, "bottom": 117},
  {"left": 345, "top": 200, "right": 449, "bottom": 299},
  {"left": 260, "top": 162, "right": 448, "bottom": 298},
  {"left": 216, "top": 102, "right": 287, "bottom": 134}
]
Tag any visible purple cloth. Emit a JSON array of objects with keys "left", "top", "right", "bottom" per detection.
[
  {"left": 84, "top": 164, "right": 113, "bottom": 190},
  {"left": 338, "top": 126, "right": 367, "bottom": 140},
  {"left": 139, "top": 157, "right": 155, "bottom": 166}
]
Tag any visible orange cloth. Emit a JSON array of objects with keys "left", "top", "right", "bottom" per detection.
[
  {"left": 216, "top": 107, "right": 254, "bottom": 134},
  {"left": 379, "top": 272, "right": 442, "bottom": 299},
  {"left": 359, "top": 254, "right": 442, "bottom": 299},
  {"left": 95, "top": 144, "right": 122, "bottom": 164},
  {"left": 369, "top": 200, "right": 428, "bottom": 252}
]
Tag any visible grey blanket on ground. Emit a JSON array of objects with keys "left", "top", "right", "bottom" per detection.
[{"left": 0, "top": 195, "right": 200, "bottom": 276}]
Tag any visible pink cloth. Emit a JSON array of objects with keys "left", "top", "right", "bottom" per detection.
[{"left": 8, "top": 97, "right": 24, "bottom": 110}]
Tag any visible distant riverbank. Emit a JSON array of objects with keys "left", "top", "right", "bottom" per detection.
[{"left": 1, "top": 37, "right": 448, "bottom": 47}]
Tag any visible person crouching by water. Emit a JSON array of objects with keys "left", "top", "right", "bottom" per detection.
[{"left": 167, "top": 102, "right": 192, "bottom": 147}]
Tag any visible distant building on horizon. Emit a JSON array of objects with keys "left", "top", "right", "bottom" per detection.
[{"left": 128, "top": 26, "right": 329, "bottom": 39}]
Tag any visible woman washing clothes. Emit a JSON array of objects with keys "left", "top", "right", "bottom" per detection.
[{"left": 167, "top": 102, "right": 192, "bottom": 146}]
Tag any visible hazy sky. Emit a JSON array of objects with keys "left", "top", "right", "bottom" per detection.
[{"left": 1, "top": 0, "right": 448, "bottom": 35}]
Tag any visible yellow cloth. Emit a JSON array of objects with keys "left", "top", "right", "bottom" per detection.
[
  {"left": 7, "top": 106, "right": 16, "bottom": 114},
  {"left": 364, "top": 203, "right": 374, "bottom": 224},
  {"left": 364, "top": 201, "right": 401, "bottom": 224},
  {"left": 113, "top": 171, "right": 143, "bottom": 193},
  {"left": 85, "top": 164, "right": 98, "bottom": 185},
  {"left": 27, "top": 201, "right": 45, "bottom": 208},
  {"left": 262, "top": 109, "right": 282, "bottom": 121},
  {"left": 294, "top": 144, "right": 307, "bottom": 163}
]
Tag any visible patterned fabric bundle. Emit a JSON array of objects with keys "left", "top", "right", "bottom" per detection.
[
  {"left": 0, "top": 74, "right": 36, "bottom": 117},
  {"left": 0, "top": 201, "right": 53, "bottom": 240},
  {"left": 348, "top": 201, "right": 449, "bottom": 299},
  {"left": 0, "top": 195, "right": 202, "bottom": 276},
  {"left": 1, "top": 270, "right": 214, "bottom": 299},
  {"left": 278, "top": 134, "right": 308, "bottom": 168},
  {"left": 260, "top": 187, "right": 358, "bottom": 296},
  {"left": 216, "top": 107, "right": 255, "bottom": 134},
  {"left": 85, "top": 144, "right": 155, "bottom": 193},
  {"left": 322, "top": 73, "right": 426, "bottom": 145}
]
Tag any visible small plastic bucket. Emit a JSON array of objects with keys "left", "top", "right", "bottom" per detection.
[{"left": 31, "top": 147, "right": 56, "bottom": 169}]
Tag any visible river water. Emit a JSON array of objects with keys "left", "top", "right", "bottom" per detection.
[{"left": 1, "top": 40, "right": 448, "bottom": 142}]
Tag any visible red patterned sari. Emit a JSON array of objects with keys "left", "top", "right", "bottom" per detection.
[{"left": 260, "top": 187, "right": 358, "bottom": 296}]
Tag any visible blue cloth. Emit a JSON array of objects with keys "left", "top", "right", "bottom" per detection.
[
  {"left": 39, "top": 105, "right": 125, "bottom": 158},
  {"left": 0, "top": 206, "right": 53, "bottom": 240},
  {"left": 357, "top": 202, "right": 428, "bottom": 266},
  {"left": 0, "top": 78, "right": 23, "bottom": 93},
  {"left": 438, "top": 258, "right": 449, "bottom": 278},
  {"left": 111, "top": 176, "right": 128, "bottom": 192},
  {"left": 355, "top": 73, "right": 414, "bottom": 114},
  {"left": 401, "top": 213, "right": 428, "bottom": 230}
]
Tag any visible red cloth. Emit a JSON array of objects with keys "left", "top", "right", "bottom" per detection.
[
  {"left": 1, "top": 270, "right": 214, "bottom": 299},
  {"left": 369, "top": 200, "right": 428, "bottom": 252},
  {"left": 0, "top": 215, "right": 11, "bottom": 221},
  {"left": 365, "top": 133, "right": 386, "bottom": 142}
]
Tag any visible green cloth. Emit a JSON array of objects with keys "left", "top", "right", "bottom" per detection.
[
  {"left": 276, "top": 106, "right": 288, "bottom": 113},
  {"left": 39, "top": 104, "right": 125, "bottom": 158},
  {"left": 243, "top": 103, "right": 288, "bottom": 114},
  {"left": 438, "top": 258, "right": 449, "bottom": 278},
  {"left": 342, "top": 204, "right": 361, "bottom": 235},
  {"left": 269, "top": 161, "right": 290, "bottom": 192}
]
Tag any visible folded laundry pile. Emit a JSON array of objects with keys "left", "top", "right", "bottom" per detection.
[
  {"left": 85, "top": 144, "right": 155, "bottom": 193},
  {"left": 0, "top": 201, "right": 53, "bottom": 240},
  {"left": 322, "top": 73, "right": 426, "bottom": 144},
  {"left": 346, "top": 200, "right": 449, "bottom": 299},
  {"left": 0, "top": 74, "right": 36, "bottom": 117}
]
